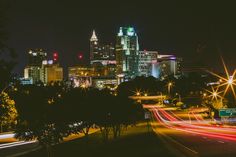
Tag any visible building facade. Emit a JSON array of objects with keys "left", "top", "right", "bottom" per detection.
[
  {"left": 68, "top": 66, "right": 94, "bottom": 87},
  {"left": 24, "top": 49, "right": 63, "bottom": 85},
  {"left": 24, "top": 49, "right": 48, "bottom": 83},
  {"left": 41, "top": 62, "right": 63, "bottom": 84},
  {"left": 156, "top": 55, "right": 182, "bottom": 79},
  {"left": 139, "top": 51, "right": 159, "bottom": 77},
  {"left": 24, "top": 66, "right": 41, "bottom": 83},
  {"left": 115, "top": 27, "right": 139, "bottom": 79}
]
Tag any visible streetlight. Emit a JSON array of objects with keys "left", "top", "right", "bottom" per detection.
[
  {"left": 228, "top": 76, "right": 233, "bottom": 85},
  {"left": 136, "top": 92, "right": 141, "bottom": 96},
  {"left": 168, "top": 82, "right": 173, "bottom": 95},
  {"left": 213, "top": 92, "right": 217, "bottom": 97},
  {"left": 205, "top": 86, "right": 223, "bottom": 101}
]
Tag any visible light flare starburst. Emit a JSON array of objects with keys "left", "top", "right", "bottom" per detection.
[
  {"left": 207, "top": 57, "right": 236, "bottom": 98},
  {"left": 205, "top": 86, "right": 223, "bottom": 100}
]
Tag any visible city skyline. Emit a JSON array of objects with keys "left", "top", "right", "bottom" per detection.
[
  {"left": 1, "top": 1, "right": 236, "bottom": 157},
  {"left": 3, "top": 0, "right": 236, "bottom": 75}
]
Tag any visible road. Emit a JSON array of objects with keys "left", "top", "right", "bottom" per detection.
[
  {"left": 0, "top": 133, "right": 39, "bottom": 157},
  {"left": 146, "top": 105, "right": 236, "bottom": 157},
  {"left": 0, "top": 140, "right": 39, "bottom": 157},
  {"left": 0, "top": 128, "right": 98, "bottom": 157}
]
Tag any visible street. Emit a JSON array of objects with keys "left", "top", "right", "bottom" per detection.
[
  {"left": 0, "top": 128, "right": 98, "bottom": 157},
  {"left": 147, "top": 105, "right": 236, "bottom": 157},
  {"left": 0, "top": 140, "right": 39, "bottom": 157}
]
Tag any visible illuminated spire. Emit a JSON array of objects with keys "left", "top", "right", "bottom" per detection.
[{"left": 90, "top": 30, "right": 98, "bottom": 42}]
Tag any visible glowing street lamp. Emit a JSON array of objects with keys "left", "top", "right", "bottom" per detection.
[
  {"left": 168, "top": 82, "right": 173, "bottom": 94},
  {"left": 134, "top": 89, "right": 141, "bottom": 96},
  {"left": 213, "top": 92, "right": 217, "bottom": 97},
  {"left": 205, "top": 86, "right": 223, "bottom": 101},
  {"left": 228, "top": 76, "right": 233, "bottom": 85}
]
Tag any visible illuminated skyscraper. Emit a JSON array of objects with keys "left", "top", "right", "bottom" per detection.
[
  {"left": 90, "top": 30, "right": 115, "bottom": 64},
  {"left": 90, "top": 30, "right": 100, "bottom": 62},
  {"left": 115, "top": 27, "right": 139, "bottom": 79}
]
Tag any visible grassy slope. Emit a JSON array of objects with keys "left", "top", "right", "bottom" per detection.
[{"left": 21, "top": 123, "right": 174, "bottom": 157}]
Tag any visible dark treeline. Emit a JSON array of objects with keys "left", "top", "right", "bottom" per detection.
[
  {"left": 10, "top": 84, "right": 144, "bottom": 155},
  {"left": 117, "top": 74, "right": 216, "bottom": 97}
]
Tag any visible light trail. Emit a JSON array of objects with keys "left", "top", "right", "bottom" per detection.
[
  {"left": 152, "top": 106, "right": 236, "bottom": 142},
  {"left": 0, "top": 133, "right": 38, "bottom": 150},
  {"left": 0, "top": 133, "right": 15, "bottom": 139},
  {"left": 158, "top": 107, "right": 236, "bottom": 132},
  {"left": 0, "top": 140, "right": 37, "bottom": 149}
]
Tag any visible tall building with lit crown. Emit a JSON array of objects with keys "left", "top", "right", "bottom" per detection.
[
  {"left": 115, "top": 27, "right": 139, "bottom": 79},
  {"left": 90, "top": 30, "right": 100, "bottom": 62},
  {"left": 90, "top": 30, "right": 115, "bottom": 65}
]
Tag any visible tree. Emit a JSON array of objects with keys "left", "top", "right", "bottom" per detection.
[
  {"left": 89, "top": 89, "right": 144, "bottom": 141},
  {"left": 0, "top": 92, "right": 17, "bottom": 132},
  {"left": 117, "top": 76, "right": 164, "bottom": 97},
  {"left": 12, "top": 86, "right": 68, "bottom": 157},
  {"left": 110, "top": 96, "right": 144, "bottom": 139}
]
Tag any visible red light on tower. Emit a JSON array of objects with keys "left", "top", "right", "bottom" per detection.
[
  {"left": 53, "top": 52, "right": 58, "bottom": 62},
  {"left": 78, "top": 53, "right": 83, "bottom": 60}
]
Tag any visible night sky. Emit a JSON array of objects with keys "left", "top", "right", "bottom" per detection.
[{"left": 3, "top": 0, "right": 236, "bottom": 75}]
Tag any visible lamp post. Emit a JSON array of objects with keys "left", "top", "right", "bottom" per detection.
[
  {"left": 168, "top": 82, "right": 173, "bottom": 95},
  {"left": 136, "top": 92, "right": 141, "bottom": 96}
]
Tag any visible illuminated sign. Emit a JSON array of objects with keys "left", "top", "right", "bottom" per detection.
[{"left": 219, "top": 108, "right": 236, "bottom": 117}]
